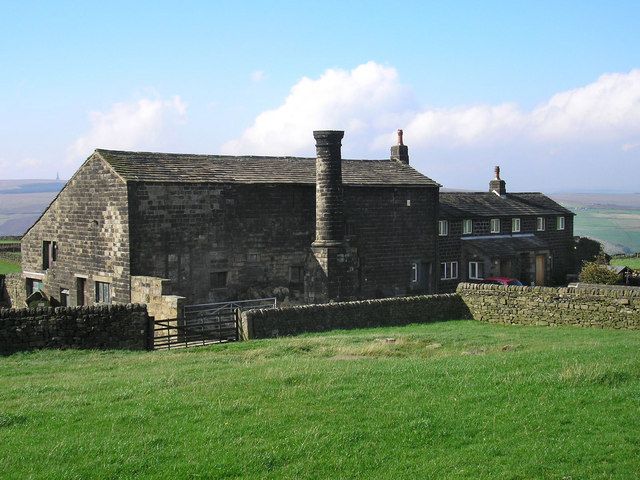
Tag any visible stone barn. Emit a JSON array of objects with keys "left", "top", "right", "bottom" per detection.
[{"left": 21, "top": 130, "right": 440, "bottom": 308}]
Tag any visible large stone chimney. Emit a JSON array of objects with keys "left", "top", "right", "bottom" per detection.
[
  {"left": 390, "top": 129, "right": 409, "bottom": 164},
  {"left": 489, "top": 165, "right": 507, "bottom": 196},
  {"left": 312, "top": 130, "right": 345, "bottom": 247}
]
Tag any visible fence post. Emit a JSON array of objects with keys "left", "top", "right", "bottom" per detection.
[{"left": 146, "top": 315, "right": 156, "bottom": 350}]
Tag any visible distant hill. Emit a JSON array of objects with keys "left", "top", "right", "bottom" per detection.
[{"left": 0, "top": 180, "right": 64, "bottom": 236}]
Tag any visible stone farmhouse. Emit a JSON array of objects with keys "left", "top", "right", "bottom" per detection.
[
  {"left": 21, "top": 130, "right": 440, "bottom": 308},
  {"left": 438, "top": 167, "right": 575, "bottom": 292}
]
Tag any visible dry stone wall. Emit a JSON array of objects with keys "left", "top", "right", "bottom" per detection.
[
  {"left": 0, "top": 303, "right": 150, "bottom": 355},
  {"left": 1, "top": 273, "right": 25, "bottom": 308},
  {"left": 240, "top": 294, "right": 471, "bottom": 339},
  {"left": 457, "top": 282, "right": 640, "bottom": 329}
]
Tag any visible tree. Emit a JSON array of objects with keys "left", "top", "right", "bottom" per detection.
[{"left": 578, "top": 261, "right": 620, "bottom": 285}]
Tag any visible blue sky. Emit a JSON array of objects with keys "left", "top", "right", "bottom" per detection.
[{"left": 1, "top": 0, "right": 639, "bottom": 191}]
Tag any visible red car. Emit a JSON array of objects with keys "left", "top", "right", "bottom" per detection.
[{"left": 481, "top": 277, "right": 523, "bottom": 286}]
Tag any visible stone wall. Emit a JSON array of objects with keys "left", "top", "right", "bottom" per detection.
[
  {"left": 457, "top": 282, "right": 640, "bottom": 329},
  {"left": 1, "top": 273, "right": 25, "bottom": 308},
  {"left": 21, "top": 154, "right": 131, "bottom": 306},
  {"left": 0, "top": 303, "right": 150, "bottom": 355},
  {"left": 240, "top": 294, "right": 471, "bottom": 339},
  {"left": 130, "top": 275, "right": 184, "bottom": 320},
  {"left": 128, "top": 182, "right": 438, "bottom": 305}
]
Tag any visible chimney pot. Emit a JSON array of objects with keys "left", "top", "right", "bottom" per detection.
[
  {"left": 390, "top": 128, "right": 409, "bottom": 164},
  {"left": 489, "top": 165, "right": 507, "bottom": 195}
]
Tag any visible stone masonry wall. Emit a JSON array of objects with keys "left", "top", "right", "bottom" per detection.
[
  {"left": 130, "top": 275, "right": 184, "bottom": 321},
  {"left": 0, "top": 303, "right": 150, "bottom": 355},
  {"left": 21, "top": 154, "right": 131, "bottom": 306},
  {"left": 240, "top": 294, "right": 471, "bottom": 339},
  {"left": 128, "top": 182, "right": 438, "bottom": 305},
  {"left": 1, "top": 273, "right": 25, "bottom": 308},
  {"left": 457, "top": 282, "right": 640, "bottom": 329}
]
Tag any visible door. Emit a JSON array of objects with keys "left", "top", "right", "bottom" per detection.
[
  {"left": 535, "top": 255, "right": 546, "bottom": 286},
  {"left": 500, "top": 259, "right": 512, "bottom": 277}
]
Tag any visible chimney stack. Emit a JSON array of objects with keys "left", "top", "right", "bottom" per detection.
[
  {"left": 390, "top": 129, "right": 409, "bottom": 164},
  {"left": 313, "top": 130, "right": 345, "bottom": 247},
  {"left": 489, "top": 165, "right": 507, "bottom": 196}
]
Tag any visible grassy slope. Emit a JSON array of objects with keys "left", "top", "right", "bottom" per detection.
[
  {"left": 611, "top": 257, "right": 640, "bottom": 269},
  {"left": 1, "top": 321, "right": 640, "bottom": 479},
  {"left": 0, "top": 251, "right": 21, "bottom": 274}
]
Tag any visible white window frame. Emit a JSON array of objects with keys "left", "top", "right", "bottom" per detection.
[
  {"left": 462, "top": 219, "right": 473, "bottom": 235},
  {"left": 411, "top": 262, "right": 419, "bottom": 283},
  {"left": 537, "top": 217, "right": 546, "bottom": 231},
  {"left": 512, "top": 218, "right": 521, "bottom": 233},
  {"left": 557, "top": 216, "right": 565, "bottom": 230},
  {"left": 440, "top": 261, "right": 458, "bottom": 280},
  {"left": 490, "top": 218, "right": 500, "bottom": 234},
  {"left": 438, "top": 220, "right": 449, "bottom": 236},
  {"left": 469, "top": 261, "right": 484, "bottom": 280}
]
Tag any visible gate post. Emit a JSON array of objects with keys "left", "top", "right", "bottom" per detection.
[{"left": 146, "top": 315, "right": 156, "bottom": 350}]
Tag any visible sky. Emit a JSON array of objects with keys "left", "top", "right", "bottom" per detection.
[{"left": 1, "top": 0, "right": 639, "bottom": 192}]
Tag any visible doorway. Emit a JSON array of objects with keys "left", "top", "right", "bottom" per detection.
[{"left": 535, "top": 255, "right": 546, "bottom": 286}]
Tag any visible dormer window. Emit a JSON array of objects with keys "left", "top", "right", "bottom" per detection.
[{"left": 490, "top": 218, "right": 500, "bottom": 234}]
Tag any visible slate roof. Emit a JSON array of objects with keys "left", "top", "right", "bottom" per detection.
[
  {"left": 439, "top": 191, "right": 573, "bottom": 218},
  {"left": 96, "top": 149, "right": 439, "bottom": 187},
  {"left": 462, "top": 234, "right": 549, "bottom": 257}
]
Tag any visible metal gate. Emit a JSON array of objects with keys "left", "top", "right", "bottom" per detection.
[{"left": 152, "top": 297, "right": 277, "bottom": 350}]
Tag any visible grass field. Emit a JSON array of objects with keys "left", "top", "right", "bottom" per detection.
[
  {"left": 611, "top": 257, "right": 640, "bottom": 269},
  {"left": 2, "top": 320, "right": 640, "bottom": 479},
  {"left": 0, "top": 252, "right": 21, "bottom": 274}
]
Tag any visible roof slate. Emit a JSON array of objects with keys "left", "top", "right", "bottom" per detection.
[
  {"left": 96, "top": 149, "right": 439, "bottom": 187},
  {"left": 440, "top": 192, "right": 573, "bottom": 217}
]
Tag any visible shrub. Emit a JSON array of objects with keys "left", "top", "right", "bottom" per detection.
[{"left": 578, "top": 261, "right": 620, "bottom": 285}]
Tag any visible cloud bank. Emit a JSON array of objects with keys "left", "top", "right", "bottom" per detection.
[
  {"left": 225, "top": 64, "right": 640, "bottom": 191},
  {"left": 68, "top": 96, "right": 187, "bottom": 165}
]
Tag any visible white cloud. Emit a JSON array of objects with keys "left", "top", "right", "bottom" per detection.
[
  {"left": 250, "top": 70, "right": 266, "bottom": 83},
  {"left": 68, "top": 95, "right": 187, "bottom": 164},
  {"left": 222, "top": 61, "right": 414, "bottom": 156},
  {"left": 223, "top": 61, "right": 640, "bottom": 190}
]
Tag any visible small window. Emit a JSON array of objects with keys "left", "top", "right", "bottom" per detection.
[
  {"left": 490, "top": 219, "right": 500, "bottom": 234},
  {"left": 440, "top": 261, "right": 458, "bottom": 280},
  {"left": 411, "top": 263, "right": 418, "bottom": 282},
  {"left": 512, "top": 218, "right": 521, "bottom": 233},
  {"left": 438, "top": 220, "right": 449, "bottom": 236},
  {"left": 462, "top": 219, "right": 473, "bottom": 235},
  {"left": 42, "top": 241, "right": 51, "bottom": 269},
  {"left": 247, "top": 253, "right": 259, "bottom": 262},
  {"left": 26, "top": 278, "right": 43, "bottom": 296},
  {"left": 537, "top": 217, "right": 546, "bottom": 231},
  {"left": 76, "top": 277, "right": 86, "bottom": 306},
  {"left": 469, "top": 261, "right": 484, "bottom": 280},
  {"left": 60, "top": 288, "right": 69, "bottom": 307},
  {"left": 95, "top": 281, "right": 111, "bottom": 304},
  {"left": 210, "top": 271, "right": 228, "bottom": 289},
  {"left": 557, "top": 216, "right": 565, "bottom": 230},
  {"left": 289, "top": 266, "right": 304, "bottom": 284}
]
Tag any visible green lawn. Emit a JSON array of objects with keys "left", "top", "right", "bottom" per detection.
[
  {"left": 611, "top": 257, "right": 640, "bottom": 269},
  {"left": 2, "top": 320, "right": 640, "bottom": 479},
  {"left": 0, "top": 258, "right": 20, "bottom": 274}
]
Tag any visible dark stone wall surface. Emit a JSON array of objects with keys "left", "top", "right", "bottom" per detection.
[
  {"left": 240, "top": 294, "right": 471, "bottom": 339},
  {"left": 0, "top": 303, "right": 150, "bottom": 355},
  {"left": 457, "top": 282, "right": 640, "bottom": 329},
  {"left": 128, "top": 182, "right": 439, "bottom": 304},
  {"left": 21, "top": 155, "right": 131, "bottom": 306}
]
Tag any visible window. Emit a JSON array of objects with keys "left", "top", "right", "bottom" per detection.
[
  {"left": 463, "top": 219, "right": 473, "bottom": 235},
  {"left": 210, "top": 271, "right": 228, "bottom": 289},
  {"left": 76, "top": 277, "right": 86, "bottom": 306},
  {"left": 438, "top": 220, "right": 449, "bottom": 236},
  {"left": 95, "top": 281, "right": 111, "bottom": 304},
  {"left": 60, "top": 288, "right": 69, "bottom": 307},
  {"left": 247, "top": 253, "right": 259, "bottom": 262},
  {"left": 42, "top": 241, "right": 58, "bottom": 270},
  {"left": 411, "top": 263, "right": 419, "bottom": 282},
  {"left": 289, "top": 266, "right": 304, "bottom": 284},
  {"left": 490, "top": 218, "right": 500, "bottom": 233},
  {"left": 537, "top": 217, "right": 546, "bottom": 231},
  {"left": 557, "top": 216, "right": 565, "bottom": 230},
  {"left": 512, "top": 218, "right": 521, "bottom": 233},
  {"left": 440, "top": 261, "right": 458, "bottom": 280},
  {"left": 469, "top": 261, "right": 484, "bottom": 280},
  {"left": 26, "top": 278, "right": 43, "bottom": 296}
]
